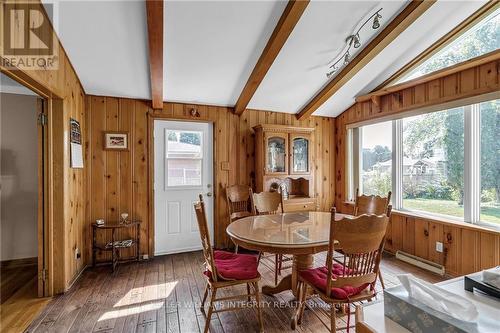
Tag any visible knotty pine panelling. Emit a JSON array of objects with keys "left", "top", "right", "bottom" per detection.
[
  {"left": 1, "top": 0, "right": 87, "bottom": 293},
  {"left": 334, "top": 57, "right": 500, "bottom": 277},
  {"left": 85, "top": 96, "right": 335, "bottom": 260}
]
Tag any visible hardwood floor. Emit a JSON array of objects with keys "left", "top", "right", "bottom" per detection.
[
  {"left": 25, "top": 251, "right": 445, "bottom": 333},
  {"left": 1, "top": 258, "right": 37, "bottom": 304},
  {"left": 1, "top": 277, "right": 51, "bottom": 333}
]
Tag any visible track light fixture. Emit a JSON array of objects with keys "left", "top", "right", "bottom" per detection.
[
  {"left": 326, "top": 8, "right": 382, "bottom": 78},
  {"left": 373, "top": 13, "right": 381, "bottom": 29}
]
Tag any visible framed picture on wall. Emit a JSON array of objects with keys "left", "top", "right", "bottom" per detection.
[{"left": 104, "top": 131, "right": 129, "bottom": 150}]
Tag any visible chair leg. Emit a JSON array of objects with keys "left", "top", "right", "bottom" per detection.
[
  {"left": 297, "top": 282, "right": 307, "bottom": 324},
  {"left": 201, "top": 284, "right": 209, "bottom": 310},
  {"left": 253, "top": 282, "right": 264, "bottom": 333},
  {"left": 247, "top": 283, "right": 251, "bottom": 302},
  {"left": 274, "top": 254, "right": 279, "bottom": 286},
  {"left": 378, "top": 270, "right": 386, "bottom": 290},
  {"left": 234, "top": 244, "right": 239, "bottom": 253},
  {"left": 204, "top": 286, "right": 218, "bottom": 333},
  {"left": 330, "top": 303, "right": 337, "bottom": 332}
]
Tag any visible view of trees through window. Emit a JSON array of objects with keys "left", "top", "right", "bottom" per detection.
[
  {"left": 480, "top": 100, "right": 500, "bottom": 224},
  {"left": 398, "top": 8, "right": 499, "bottom": 83},
  {"left": 360, "top": 121, "right": 392, "bottom": 197},
  {"left": 354, "top": 99, "right": 499, "bottom": 224},
  {"left": 402, "top": 108, "right": 465, "bottom": 219}
]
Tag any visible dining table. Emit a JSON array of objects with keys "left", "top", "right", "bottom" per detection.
[{"left": 226, "top": 211, "right": 352, "bottom": 297}]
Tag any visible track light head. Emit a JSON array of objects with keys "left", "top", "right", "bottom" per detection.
[
  {"left": 353, "top": 34, "right": 361, "bottom": 48},
  {"left": 372, "top": 14, "right": 381, "bottom": 29}
]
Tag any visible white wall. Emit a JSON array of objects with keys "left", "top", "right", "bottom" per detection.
[{"left": 1, "top": 92, "right": 40, "bottom": 260}]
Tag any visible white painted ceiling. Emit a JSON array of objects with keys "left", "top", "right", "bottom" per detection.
[
  {"left": 0, "top": 73, "right": 39, "bottom": 96},
  {"left": 41, "top": 0, "right": 489, "bottom": 117},
  {"left": 248, "top": 1, "right": 406, "bottom": 113}
]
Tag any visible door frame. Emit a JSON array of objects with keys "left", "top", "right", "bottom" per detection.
[
  {"left": 148, "top": 114, "right": 216, "bottom": 258},
  {"left": 0, "top": 68, "right": 66, "bottom": 296}
]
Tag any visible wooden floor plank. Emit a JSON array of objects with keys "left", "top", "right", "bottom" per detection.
[{"left": 22, "top": 251, "right": 445, "bottom": 333}]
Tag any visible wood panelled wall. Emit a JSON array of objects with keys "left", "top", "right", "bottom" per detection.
[
  {"left": 334, "top": 56, "right": 500, "bottom": 276},
  {"left": 84, "top": 96, "right": 335, "bottom": 260},
  {"left": 1, "top": 0, "right": 86, "bottom": 293}
]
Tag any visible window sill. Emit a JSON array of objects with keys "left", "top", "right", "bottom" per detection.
[{"left": 392, "top": 209, "right": 500, "bottom": 235}]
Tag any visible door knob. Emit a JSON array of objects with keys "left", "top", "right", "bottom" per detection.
[{"left": 206, "top": 192, "right": 213, "bottom": 197}]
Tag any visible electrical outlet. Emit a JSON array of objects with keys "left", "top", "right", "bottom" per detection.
[
  {"left": 436, "top": 242, "right": 443, "bottom": 253},
  {"left": 75, "top": 248, "right": 81, "bottom": 260},
  {"left": 142, "top": 254, "right": 149, "bottom": 260}
]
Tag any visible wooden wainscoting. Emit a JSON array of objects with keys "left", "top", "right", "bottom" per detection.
[
  {"left": 84, "top": 96, "right": 336, "bottom": 261},
  {"left": 384, "top": 212, "right": 500, "bottom": 276}
]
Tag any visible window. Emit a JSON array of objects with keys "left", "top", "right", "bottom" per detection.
[
  {"left": 397, "top": 7, "right": 500, "bottom": 83},
  {"left": 166, "top": 130, "right": 202, "bottom": 186},
  {"left": 359, "top": 121, "right": 392, "bottom": 197},
  {"left": 480, "top": 100, "right": 500, "bottom": 224},
  {"left": 402, "top": 108, "right": 464, "bottom": 219},
  {"left": 348, "top": 98, "right": 499, "bottom": 227}
]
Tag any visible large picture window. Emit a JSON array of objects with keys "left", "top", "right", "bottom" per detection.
[
  {"left": 402, "top": 108, "right": 464, "bottom": 218},
  {"left": 348, "top": 98, "right": 499, "bottom": 227}
]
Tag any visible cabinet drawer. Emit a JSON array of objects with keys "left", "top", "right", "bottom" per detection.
[{"left": 283, "top": 199, "right": 316, "bottom": 212}]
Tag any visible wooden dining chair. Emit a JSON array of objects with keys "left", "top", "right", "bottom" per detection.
[
  {"left": 292, "top": 208, "right": 388, "bottom": 332},
  {"left": 354, "top": 189, "right": 392, "bottom": 217},
  {"left": 194, "top": 194, "right": 264, "bottom": 333},
  {"left": 226, "top": 185, "right": 256, "bottom": 252},
  {"left": 355, "top": 305, "right": 377, "bottom": 333},
  {"left": 353, "top": 189, "right": 392, "bottom": 289},
  {"left": 252, "top": 191, "right": 292, "bottom": 285}
]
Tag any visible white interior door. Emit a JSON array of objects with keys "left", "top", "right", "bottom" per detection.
[{"left": 154, "top": 120, "right": 213, "bottom": 255}]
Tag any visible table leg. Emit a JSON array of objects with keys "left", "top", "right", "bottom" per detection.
[{"left": 262, "top": 254, "right": 314, "bottom": 297}]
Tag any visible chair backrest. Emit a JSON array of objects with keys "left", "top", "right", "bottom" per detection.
[
  {"left": 226, "top": 185, "right": 255, "bottom": 222},
  {"left": 325, "top": 208, "right": 389, "bottom": 298},
  {"left": 354, "top": 188, "right": 392, "bottom": 217},
  {"left": 252, "top": 191, "right": 283, "bottom": 215},
  {"left": 194, "top": 194, "right": 218, "bottom": 282}
]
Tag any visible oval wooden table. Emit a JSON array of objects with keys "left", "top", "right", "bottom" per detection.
[{"left": 226, "top": 211, "right": 351, "bottom": 297}]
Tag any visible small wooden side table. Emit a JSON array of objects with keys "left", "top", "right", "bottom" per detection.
[{"left": 92, "top": 221, "right": 141, "bottom": 272}]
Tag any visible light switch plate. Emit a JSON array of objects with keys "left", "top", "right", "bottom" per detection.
[{"left": 436, "top": 242, "right": 443, "bottom": 253}]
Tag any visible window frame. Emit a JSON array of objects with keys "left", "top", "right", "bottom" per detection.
[{"left": 348, "top": 93, "right": 499, "bottom": 229}]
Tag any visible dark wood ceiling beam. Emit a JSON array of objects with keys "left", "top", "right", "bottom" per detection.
[
  {"left": 146, "top": 0, "right": 164, "bottom": 110},
  {"left": 296, "top": 0, "right": 435, "bottom": 120},
  {"left": 234, "top": 0, "right": 310, "bottom": 115}
]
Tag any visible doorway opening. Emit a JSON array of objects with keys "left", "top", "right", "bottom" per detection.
[
  {"left": 0, "top": 72, "right": 50, "bottom": 330},
  {"left": 153, "top": 120, "right": 214, "bottom": 255}
]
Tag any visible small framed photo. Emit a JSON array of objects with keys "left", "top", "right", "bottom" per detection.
[{"left": 104, "top": 131, "right": 129, "bottom": 150}]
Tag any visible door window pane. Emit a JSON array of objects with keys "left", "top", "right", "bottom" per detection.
[
  {"left": 167, "top": 159, "right": 202, "bottom": 186},
  {"left": 360, "top": 121, "right": 392, "bottom": 197},
  {"left": 402, "top": 108, "right": 464, "bottom": 218},
  {"left": 292, "top": 137, "right": 309, "bottom": 173},
  {"left": 267, "top": 136, "right": 286, "bottom": 173},
  {"left": 166, "top": 130, "right": 202, "bottom": 187},
  {"left": 480, "top": 100, "right": 500, "bottom": 224}
]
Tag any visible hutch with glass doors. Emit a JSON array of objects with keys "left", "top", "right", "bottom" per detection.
[{"left": 253, "top": 124, "right": 317, "bottom": 212}]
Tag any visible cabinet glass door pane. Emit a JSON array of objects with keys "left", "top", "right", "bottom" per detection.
[
  {"left": 267, "top": 137, "right": 286, "bottom": 172},
  {"left": 292, "top": 137, "right": 309, "bottom": 173}
]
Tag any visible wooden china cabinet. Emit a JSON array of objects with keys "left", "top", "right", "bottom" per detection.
[{"left": 253, "top": 124, "right": 317, "bottom": 212}]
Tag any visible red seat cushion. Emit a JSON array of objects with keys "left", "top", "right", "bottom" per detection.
[
  {"left": 299, "top": 264, "right": 369, "bottom": 300},
  {"left": 204, "top": 250, "right": 260, "bottom": 281}
]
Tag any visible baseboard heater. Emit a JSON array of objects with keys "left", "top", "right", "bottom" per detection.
[{"left": 395, "top": 250, "right": 446, "bottom": 276}]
